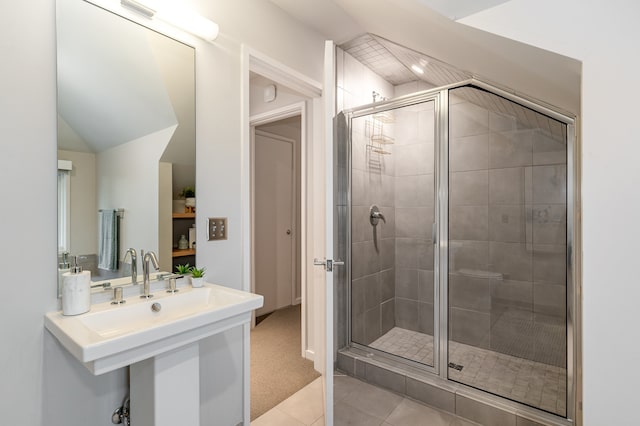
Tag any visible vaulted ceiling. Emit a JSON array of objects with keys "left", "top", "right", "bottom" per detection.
[
  {"left": 269, "top": 0, "right": 580, "bottom": 115},
  {"left": 57, "top": 0, "right": 194, "bottom": 162}
]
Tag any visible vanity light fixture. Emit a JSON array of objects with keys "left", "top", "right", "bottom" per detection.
[{"left": 121, "top": 0, "right": 219, "bottom": 42}]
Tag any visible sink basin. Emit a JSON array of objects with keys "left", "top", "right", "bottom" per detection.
[{"left": 45, "top": 282, "right": 263, "bottom": 375}]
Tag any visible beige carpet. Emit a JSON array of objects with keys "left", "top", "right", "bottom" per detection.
[{"left": 251, "top": 304, "right": 321, "bottom": 420}]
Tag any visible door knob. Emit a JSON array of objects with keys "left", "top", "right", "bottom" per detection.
[{"left": 286, "top": 229, "right": 291, "bottom": 235}]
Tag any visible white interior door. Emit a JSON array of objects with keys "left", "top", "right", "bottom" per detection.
[
  {"left": 322, "top": 39, "right": 336, "bottom": 426},
  {"left": 254, "top": 130, "right": 294, "bottom": 317}
]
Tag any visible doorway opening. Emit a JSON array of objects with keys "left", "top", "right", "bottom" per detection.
[
  {"left": 254, "top": 119, "right": 300, "bottom": 319},
  {"left": 248, "top": 71, "right": 321, "bottom": 420}
]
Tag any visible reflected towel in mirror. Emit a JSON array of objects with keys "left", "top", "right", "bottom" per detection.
[{"left": 98, "top": 210, "right": 120, "bottom": 270}]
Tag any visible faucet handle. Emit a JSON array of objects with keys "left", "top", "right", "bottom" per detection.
[
  {"left": 167, "top": 277, "right": 179, "bottom": 294},
  {"left": 111, "top": 287, "right": 126, "bottom": 305},
  {"left": 163, "top": 274, "right": 183, "bottom": 293}
]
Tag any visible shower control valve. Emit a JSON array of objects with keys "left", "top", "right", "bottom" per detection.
[{"left": 369, "top": 205, "right": 386, "bottom": 226}]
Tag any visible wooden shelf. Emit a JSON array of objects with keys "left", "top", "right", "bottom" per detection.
[
  {"left": 172, "top": 248, "right": 196, "bottom": 258},
  {"left": 173, "top": 212, "right": 195, "bottom": 219}
]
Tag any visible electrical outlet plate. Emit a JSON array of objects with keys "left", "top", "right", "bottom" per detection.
[{"left": 207, "top": 217, "right": 227, "bottom": 241}]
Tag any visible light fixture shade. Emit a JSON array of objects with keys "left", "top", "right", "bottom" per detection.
[
  {"left": 157, "top": 8, "right": 219, "bottom": 41},
  {"left": 121, "top": 0, "right": 155, "bottom": 19},
  {"left": 121, "top": 0, "right": 219, "bottom": 42}
]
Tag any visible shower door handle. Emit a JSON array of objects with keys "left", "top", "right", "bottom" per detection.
[
  {"left": 313, "top": 258, "right": 344, "bottom": 272},
  {"left": 432, "top": 223, "right": 437, "bottom": 244}
]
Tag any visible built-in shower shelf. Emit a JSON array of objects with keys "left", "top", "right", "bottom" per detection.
[
  {"left": 367, "top": 144, "right": 391, "bottom": 155},
  {"left": 372, "top": 111, "right": 394, "bottom": 123},
  {"left": 370, "top": 135, "right": 394, "bottom": 144}
]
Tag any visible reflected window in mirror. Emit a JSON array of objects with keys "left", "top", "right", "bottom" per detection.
[{"left": 57, "top": 161, "right": 72, "bottom": 254}]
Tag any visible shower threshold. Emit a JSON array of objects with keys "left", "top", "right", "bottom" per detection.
[
  {"left": 337, "top": 346, "right": 570, "bottom": 426},
  {"left": 366, "top": 327, "right": 566, "bottom": 417}
]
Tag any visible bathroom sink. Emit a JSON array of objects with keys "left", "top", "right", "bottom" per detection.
[{"left": 45, "top": 283, "right": 263, "bottom": 375}]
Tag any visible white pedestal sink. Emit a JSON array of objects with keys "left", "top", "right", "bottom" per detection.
[{"left": 45, "top": 283, "right": 263, "bottom": 425}]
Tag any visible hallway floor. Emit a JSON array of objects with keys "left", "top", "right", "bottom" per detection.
[
  {"left": 251, "top": 304, "right": 320, "bottom": 419},
  {"left": 252, "top": 374, "right": 481, "bottom": 425},
  {"left": 371, "top": 327, "right": 566, "bottom": 416}
]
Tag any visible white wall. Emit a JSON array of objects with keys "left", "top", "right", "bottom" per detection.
[
  {"left": 460, "top": 1, "right": 640, "bottom": 424},
  {"left": 0, "top": 0, "right": 326, "bottom": 425},
  {"left": 97, "top": 125, "right": 174, "bottom": 261},
  {"left": 158, "top": 162, "right": 173, "bottom": 273},
  {"left": 1, "top": 1, "right": 66, "bottom": 424},
  {"left": 250, "top": 74, "right": 308, "bottom": 115},
  {"left": 192, "top": 5, "right": 324, "bottom": 422}
]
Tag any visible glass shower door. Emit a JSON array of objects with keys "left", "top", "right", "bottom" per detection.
[
  {"left": 447, "top": 86, "right": 568, "bottom": 416},
  {"left": 349, "top": 98, "right": 437, "bottom": 367}
]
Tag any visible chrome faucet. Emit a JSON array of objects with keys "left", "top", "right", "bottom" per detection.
[
  {"left": 140, "top": 250, "right": 160, "bottom": 299},
  {"left": 123, "top": 248, "right": 137, "bottom": 284}
]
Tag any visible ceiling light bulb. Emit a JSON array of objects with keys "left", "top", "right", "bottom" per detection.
[{"left": 411, "top": 64, "right": 424, "bottom": 75}]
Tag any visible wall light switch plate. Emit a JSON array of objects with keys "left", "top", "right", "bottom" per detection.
[{"left": 207, "top": 217, "right": 227, "bottom": 241}]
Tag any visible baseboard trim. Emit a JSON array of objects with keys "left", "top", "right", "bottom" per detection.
[{"left": 305, "top": 349, "right": 314, "bottom": 361}]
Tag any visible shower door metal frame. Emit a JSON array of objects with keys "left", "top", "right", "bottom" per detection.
[
  {"left": 340, "top": 78, "right": 579, "bottom": 424},
  {"left": 344, "top": 90, "right": 443, "bottom": 376}
]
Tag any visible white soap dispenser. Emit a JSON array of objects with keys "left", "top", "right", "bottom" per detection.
[
  {"left": 62, "top": 256, "right": 91, "bottom": 316},
  {"left": 58, "top": 252, "right": 71, "bottom": 294}
]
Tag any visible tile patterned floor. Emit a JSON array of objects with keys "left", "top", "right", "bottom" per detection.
[
  {"left": 252, "top": 377, "right": 324, "bottom": 426},
  {"left": 252, "top": 374, "right": 480, "bottom": 426},
  {"left": 370, "top": 327, "right": 434, "bottom": 365},
  {"left": 370, "top": 327, "right": 567, "bottom": 416}
]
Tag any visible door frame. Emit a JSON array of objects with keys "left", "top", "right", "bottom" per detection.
[
  {"left": 251, "top": 127, "right": 298, "bottom": 316},
  {"left": 241, "top": 45, "right": 324, "bottom": 425}
]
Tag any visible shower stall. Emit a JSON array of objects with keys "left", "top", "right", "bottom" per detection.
[{"left": 335, "top": 80, "right": 576, "bottom": 425}]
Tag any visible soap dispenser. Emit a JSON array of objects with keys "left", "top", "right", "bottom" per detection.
[
  {"left": 58, "top": 252, "right": 70, "bottom": 295},
  {"left": 62, "top": 256, "right": 91, "bottom": 316}
]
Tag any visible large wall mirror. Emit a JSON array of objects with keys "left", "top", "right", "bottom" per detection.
[{"left": 56, "top": 0, "right": 196, "bottom": 292}]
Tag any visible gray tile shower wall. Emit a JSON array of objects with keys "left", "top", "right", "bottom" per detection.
[
  {"left": 351, "top": 114, "right": 396, "bottom": 345},
  {"left": 448, "top": 92, "right": 567, "bottom": 367},
  {"left": 393, "top": 102, "right": 435, "bottom": 336},
  {"left": 350, "top": 99, "right": 437, "bottom": 345}
]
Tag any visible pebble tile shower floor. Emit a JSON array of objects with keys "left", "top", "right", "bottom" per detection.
[{"left": 370, "top": 327, "right": 566, "bottom": 416}]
